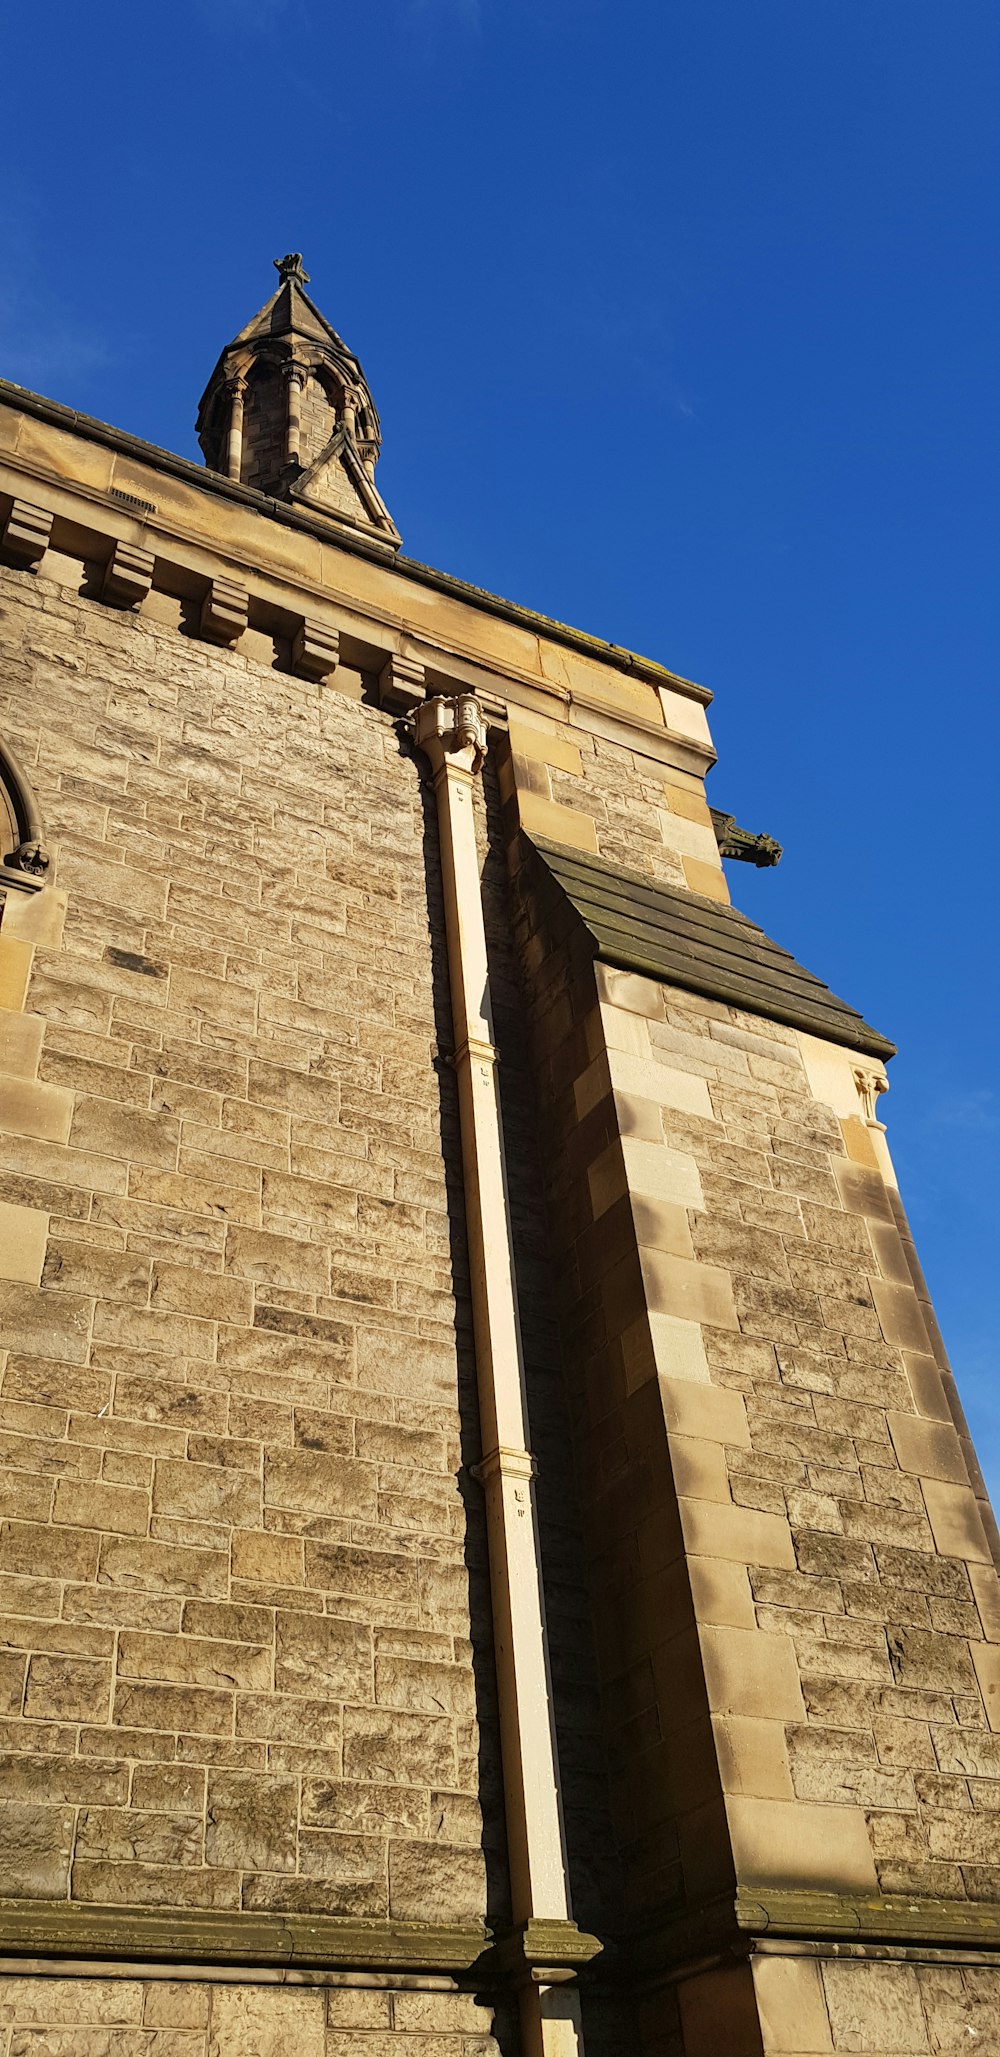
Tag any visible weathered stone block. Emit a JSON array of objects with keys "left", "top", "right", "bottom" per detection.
[
  {"left": 98, "top": 1535, "right": 228, "bottom": 1597},
  {"left": 821, "top": 1960, "right": 927, "bottom": 2053},
  {"left": 208, "top": 1984, "right": 325, "bottom": 2057},
  {"left": 0, "top": 1802, "right": 73, "bottom": 1896},
  {"left": 342, "top": 1706, "right": 456, "bottom": 1785},
  {"left": 388, "top": 1837, "right": 485, "bottom": 1921},
  {"left": 205, "top": 1771, "right": 297, "bottom": 1869},
  {"left": 264, "top": 1448, "right": 376, "bottom": 1517},
  {"left": 274, "top": 1612, "right": 372, "bottom": 1701}
]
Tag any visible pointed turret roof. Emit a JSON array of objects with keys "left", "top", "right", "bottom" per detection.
[
  {"left": 231, "top": 255, "right": 360, "bottom": 368},
  {"left": 195, "top": 255, "right": 398, "bottom": 555}
]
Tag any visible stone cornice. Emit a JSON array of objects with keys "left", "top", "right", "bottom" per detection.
[{"left": 0, "top": 379, "right": 710, "bottom": 707}]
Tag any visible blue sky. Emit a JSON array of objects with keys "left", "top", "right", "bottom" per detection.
[{"left": 3, "top": 2, "right": 998, "bottom": 1496}]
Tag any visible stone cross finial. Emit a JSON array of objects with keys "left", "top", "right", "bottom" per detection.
[{"left": 274, "top": 253, "right": 310, "bottom": 286}]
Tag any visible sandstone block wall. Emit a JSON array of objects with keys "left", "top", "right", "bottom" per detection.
[
  {"left": 497, "top": 708, "right": 725, "bottom": 896},
  {"left": 0, "top": 561, "right": 500, "bottom": 1937},
  {"left": 509, "top": 844, "right": 1000, "bottom": 2047},
  {"left": 3, "top": 411, "right": 1000, "bottom": 2052},
  {"left": 524, "top": 941, "right": 1000, "bottom": 1918},
  {"left": 0, "top": 1973, "right": 501, "bottom": 2056},
  {"left": 662, "top": 1950, "right": 1000, "bottom": 2057}
]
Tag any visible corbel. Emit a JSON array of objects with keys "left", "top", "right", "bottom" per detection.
[
  {"left": 199, "top": 576, "right": 249, "bottom": 647},
  {"left": 102, "top": 540, "right": 154, "bottom": 610},
  {"left": 378, "top": 653, "right": 426, "bottom": 714},
  {"left": 1, "top": 499, "right": 53, "bottom": 570},
  {"left": 291, "top": 616, "right": 340, "bottom": 683}
]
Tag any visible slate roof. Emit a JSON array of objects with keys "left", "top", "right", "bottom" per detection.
[{"left": 529, "top": 836, "right": 896, "bottom": 1061}]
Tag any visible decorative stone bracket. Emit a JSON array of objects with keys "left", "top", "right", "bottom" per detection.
[
  {"left": 102, "top": 540, "right": 154, "bottom": 609},
  {"left": 291, "top": 617, "right": 340, "bottom": 683},
  {"left": 380, "top": 653, "right": 427, "bottom": 714},
  {"left": 1, "top": 499, "right": 53, "bottom": 569},
  {"left": 199, "top": 576, "right": 249, "bottom": 647}
]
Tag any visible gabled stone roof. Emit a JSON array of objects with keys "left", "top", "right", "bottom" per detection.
[{"left": 529, "top": 835, "right": 896, "bottom": 1060}]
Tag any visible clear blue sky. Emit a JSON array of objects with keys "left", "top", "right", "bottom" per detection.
[{"left": 3, "top": 2, "right": 998, "bottom": 1496}]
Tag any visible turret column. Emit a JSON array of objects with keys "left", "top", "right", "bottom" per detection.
[
  {"left": 223, "top": 375, "right": 246, "bottom": 482},
  {"left": 284, "top": 361, "right": 304, "bottom": 469}
]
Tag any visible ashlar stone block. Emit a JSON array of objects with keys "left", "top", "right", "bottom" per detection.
[
  {"left": 821, "top": 1960, "right": 927, "bottom": 2053},
  {"left": 208, "top": 1986, "right": 325, "bottom": 2057},
  {"left": 205, "top": 1772, "right": 298, "bottom": 1870},
  {"left": 754, "top": 1954, "right": 834, "bottom": 2052},
  {"left": 921, "top": 1479, "right": 993, "bottom": 1566}
]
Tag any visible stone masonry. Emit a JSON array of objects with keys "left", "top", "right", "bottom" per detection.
[{"left": 0, "top": 264, "right": 997, "bottom": 2055}]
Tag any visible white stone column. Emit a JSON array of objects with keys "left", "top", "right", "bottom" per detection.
[
  {"left": 224, "top": 376, "right": 246, "bottom": 482},
  {"left": 284, "top": 362, "right": 304, "bottom": 467},
  {"left": 413, "top": 693, "right": 590, "bottom": 2056}
]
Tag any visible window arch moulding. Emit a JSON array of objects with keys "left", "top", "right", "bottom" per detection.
[{"left": 0, "top": 735, "right": 51, "bottom": 908}]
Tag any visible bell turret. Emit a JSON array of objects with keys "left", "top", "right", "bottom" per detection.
[{"left": 196, "top": 255, "right": 399, "bottom": 552}]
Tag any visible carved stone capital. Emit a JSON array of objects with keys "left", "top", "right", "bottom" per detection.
[
  {"left": 854, "top": 1067, "right": 888, "bottom": 1125},
  {"left": 101, "top": 540, "right": 154, "bottom": 610},
  {"left": 199, "top": 577, "right": 249, "bottom": 647},
  {"left": 2, "top": 499, "right": 53, "bottom": 569},
  {"left": 291, "top": 617, "right": 339, "bottom": 683},
  {"left": 378, "top": 654, "right": 426, "bottom": 715}
]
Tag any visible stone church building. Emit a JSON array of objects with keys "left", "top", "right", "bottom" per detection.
[{"left": 0, "top": 257, "right": 997, "bottom": 2056}]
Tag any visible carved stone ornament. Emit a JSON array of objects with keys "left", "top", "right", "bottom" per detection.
[
  {"left": 710, "top": 808, "right": 783, "bottom": 867},
  {"left": 854, "top": 1068, "right": 888, "bottom": 1125},
  {"left": 0, "top": 733, "right": 51, "bottom": 893},
  {"left": 414, "top": 693, "right": 488, "bottom": 772},
  {"left": 8, "top": 839, "right": 51, "bottom": 878}
]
